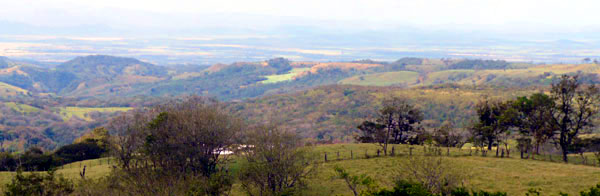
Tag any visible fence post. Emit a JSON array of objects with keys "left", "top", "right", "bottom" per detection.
[
  {"left": 377, "top": 149, "right": 380, "bottom": 157},
  {"left": 351, "top": 150, "right": 353, "bottom": 159},
  {"left": 324, "top": 152, "right": 328, "bottom": 162},
  {"left": 409, "top": 147, "right": 413, "bottom": 156},
  {"left": 337, "top": 151, "right": 340, "bottom": 160},
  {"left": 447, "top": 148, "right": 450, "bottom": 156},
  {"left": 391, "top": 146, "right": 395, "bottom": 156}
]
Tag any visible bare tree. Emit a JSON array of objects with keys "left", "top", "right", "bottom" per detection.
[
  {"left": 397, "top": 156, "right": 467, "bottom": 195},
  {"left": 550, "top": 75, "right": 600, "bottom": 163},
  {"left": 104, "top": 96, "right": 241, "bottom": 195},
  {"left": 238, "top": 125, "right": 318, "bottom": 196}
]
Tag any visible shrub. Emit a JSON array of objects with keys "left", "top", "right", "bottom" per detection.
[
  {"left": 53, "top": 139, "right": 107, "bottom": 164},
  {"left": 4, "top": 169, "right": 74, "bottom": 196}
]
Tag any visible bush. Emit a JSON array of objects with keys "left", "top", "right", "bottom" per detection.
[
  {"left": 579, "top": 184, "right": 600, "bottom": 196},
  {"left": 396, "top": 156, "right": 467, "bottom": 195},
  {"left": 19, "top": 147, "right": 56, "bottom": 171},
  {"left": 0, "top": 152, "right": 17, "bottom": 171},
  {"left": 4, "top": 169, "right": 74, "bottom": 196},
  {"left": 370, "top": 181, "right": 506, "bottom": 196},
  {"left": 371, "top": 180, "right": 432, "bottom": 196},
  {"left": 53, "top": 139, "right": 107, "bottom": 164}
]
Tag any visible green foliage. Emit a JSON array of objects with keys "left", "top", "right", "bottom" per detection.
[
  {"left": 580, "top": 184, "right": 600, "bottom": 196},
  {"left": 238, "top": 125, "right": 318, "bottom": 196},
  {"left": 4, "top": 169, "right": 74, "bottom": 196},
  {"left": 53, "top": 139, "right": 107, "bottom": 164},
  {"left": 371, "top": 180, "right": 432, "bottom": 196},
  {"left": 334, "top": 165, "right": 379, "bottom": 196},
  {"left": 449, "top": 59, "right": 509, "bottom": 70}
]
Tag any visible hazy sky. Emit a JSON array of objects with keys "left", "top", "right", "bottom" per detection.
[{"left": 2, "top": 0, "right": 600, "bottom": 33}]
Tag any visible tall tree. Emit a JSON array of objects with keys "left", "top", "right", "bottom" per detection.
[
  {"left": 372, "top": 97, "right": 423, "bottom": 155},
  {"left": 550, "top": 75, "right": 600, "bottom": 163},
  {"left": 510, "top": 93, "right": 555, "bottom": 156},
  {"left": 470, "top": 99, "right": 509, "bottom": 151}
]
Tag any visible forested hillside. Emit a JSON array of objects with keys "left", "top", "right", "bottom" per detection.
[
  {"left": 1, "top": 55, "right": 600, "bottom": 151},
  {"left": 229, "top": 84, "right": 538, "bottom": 142}
]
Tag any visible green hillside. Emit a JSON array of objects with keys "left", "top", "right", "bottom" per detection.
[
  {"left": 2, "top": 144, "right": 599, "bottom": 195},
  {"left": 58, "top": 106, "right": 132, "bottom": 121},
  {"left": 4, "top": 102, "right": 40, "bottom": 113},
  {"left": 261, "top": 67, "right": 310, "bottom": 84}
]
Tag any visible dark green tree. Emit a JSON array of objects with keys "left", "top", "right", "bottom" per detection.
[{"left": 550, "top": 75, "right": 600, "bottom": 163}]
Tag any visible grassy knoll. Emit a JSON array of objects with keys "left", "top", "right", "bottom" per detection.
[
  {"left": 0, "top": 158, "right": 114, "bottom": 191},
  {"left": 261, "top": 68, "right": 310, "bottom": 84},
  {"left": 2, "top": 144, "right": 600, "bottom": 195},
  {"left": 4, "top": 102, "right": 40, "bottom": 113},
  {"left": 58, "top": 106, "right": 132, "bottom": 121},
  {"left": 338, "top": 71, "right": 419, "bottom": 86}
]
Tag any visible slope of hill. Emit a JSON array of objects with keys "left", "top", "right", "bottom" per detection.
[
  {"left": 338, "top": 71, "right": 419, "bottom": 86},
  {"left": 229, "top": 84, "right": 536, "bottom": 142},
  {"left": 57, "top": 55, "right": 165, "bottom": 78},
  {"left": 2, "top": 144, "right": 599, "bottom": 195}
]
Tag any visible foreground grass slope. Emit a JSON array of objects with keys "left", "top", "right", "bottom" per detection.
[{"left": 2, "top": 144, "right": 600, "bottom": 195}]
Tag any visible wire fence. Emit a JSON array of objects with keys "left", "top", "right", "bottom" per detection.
[{"left": 316, "top": 144, "right": 600, "bottom": 167}]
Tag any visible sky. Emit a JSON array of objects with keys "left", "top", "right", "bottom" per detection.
[{"left": 2, "top": 0, "right": 600, "bottom": 34}]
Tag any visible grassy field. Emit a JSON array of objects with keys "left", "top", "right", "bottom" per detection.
[
  {"left": 0, "top": 158, "right": 114, "bottom": 191},
  {"left": 261, "top": 68, "right": 310, "bottom": 84},
  {"left": 2, "top": 144, "right": 600, "bottom": 195},
  {"left": 58, "top": 106, "right": 132, "bottom": 121},
  {"left": 338, "top": 71, "right": 420, "bottom": 86},
  {"left": 4, "top": 102, "right": 40, "bottom": 113}
]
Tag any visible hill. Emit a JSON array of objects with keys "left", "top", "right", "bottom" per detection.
[
  {"left": 57, "top": 55, "right": 165, "bottom": 78},
  {"left": 338, "top": 71, "right": 420, "bottom": 86},
  {"left": 229, "top": 84, "right": 536, "bottom": 142},
  {"left": 2, "top": 144, "right": 600, "bottom": 195}
]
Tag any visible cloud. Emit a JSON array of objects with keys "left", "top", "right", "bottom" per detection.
[{"left": 1, "top": 0, "right": 600, "bottom": 33}]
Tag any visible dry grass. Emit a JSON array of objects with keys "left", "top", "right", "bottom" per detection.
[{"left": 2, "top": 144, "right": 600, "bottom": 195}]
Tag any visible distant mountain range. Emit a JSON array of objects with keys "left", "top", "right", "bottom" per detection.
[{"left": 0, "top": 55, "right": 598, "bottom": 101}]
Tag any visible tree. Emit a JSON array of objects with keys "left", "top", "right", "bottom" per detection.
[
  {"left": 470, "top": 99, "right": 510, "bottom": 152},
  {"left": 365, "top": 97, "right": 423, "bottom": 155},
  {"left": 432, "top": 121, "right": 463, "bottom": 148},
  {"left": 4, "top": 169, "right": 74, "bottom": 196},
  {"left": 396, "top": 156, "right": 466, "bottom": 195},
  {"left": 550, "top": 75, "right": 600, "bottom": 163},
  {"left": 104, "top": 97, "right": 241, "bottom": 195},
  {"left": 238, "top": 125, "right": 317, "bottom": 196},
  {"left": 355, "top": 121, "right": 386, "bottom": 144},
  {"left": 510, "top": 93, "right": 555, "bottom": 156},
  {"left": 334, "top": 166, "right": 378, "bottom": 196}
]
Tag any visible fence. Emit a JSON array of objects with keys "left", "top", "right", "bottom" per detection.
[{"left": 317, "top": 144, "right": 600, "bottom": 167}]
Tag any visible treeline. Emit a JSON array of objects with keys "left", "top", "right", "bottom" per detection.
[
  {"left": 5, "top": 97, "right": 318, "bottom": 195},
  {"left": 0, "top": 132, "right": 108, "bottom": 171},
  {"left": 355, "top": 74, "right": 600, "bottom": 163}
]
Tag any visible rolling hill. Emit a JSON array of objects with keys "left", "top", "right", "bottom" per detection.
[{"left": 338, "top": 71, "right": 420, "bottom": 86}]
